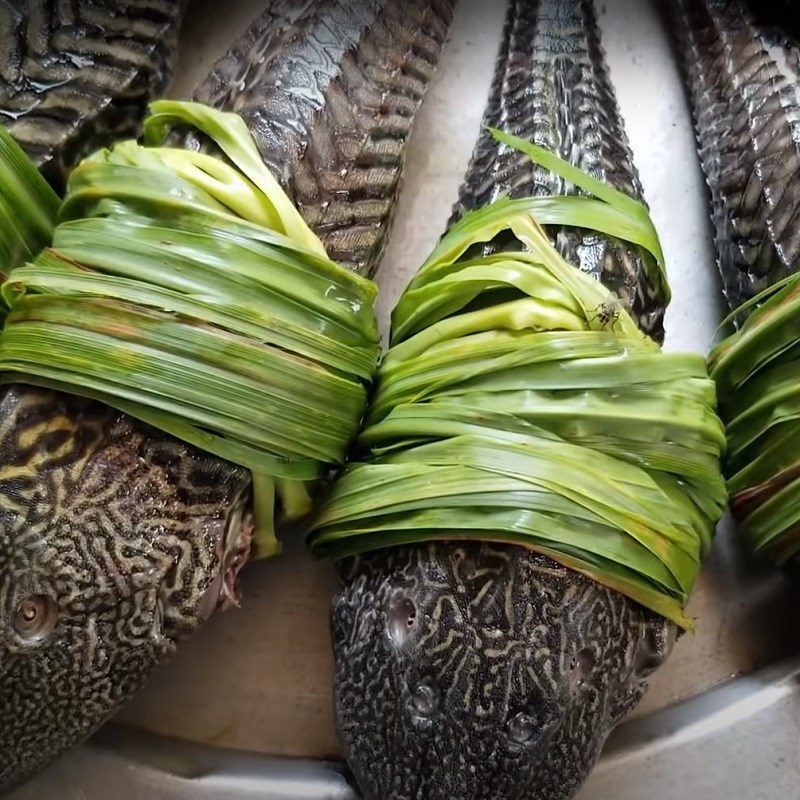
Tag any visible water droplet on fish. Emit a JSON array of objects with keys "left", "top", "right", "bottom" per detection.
[
  {"left": 67, "top": 53, "right": 94, "bottom": 69},
  {"left": 0, "top": 106, "right": 34, "bottom": 121},
  {"left": 27, "top": 77, "right": 70, "bottom": 93},
  {"left": 411, "top": 680, "right": 440, "bottom": 717},
  {"left": 507, "top": 712, "right": 536, "bottom": 744},
  {"left": 570, "top": 648, "right": 596, "bottom": 689}
]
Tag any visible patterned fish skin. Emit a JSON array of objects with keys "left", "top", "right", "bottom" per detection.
[
  {"left": 335, "top": 545, "right": 674, "bottom": 800},
  {"left": 0, "top": 0, "right": 453, "bottom": 791},
  {"left": 0, "top": 0, "right": 183, "bottom": 188},
  {"left": 451, "top": 0, "right": 667, "bottom": 341},
  {"left": 0, "top": 387, "right": 252, "bottom": 790},
  {"left": 672, "top": 0, "right": 800, "bottom": 313},
  {"left": 331, "top": 2, "right": 676, "bottom": 799},
  {"left": 191, "top": 0, "right": 454, "bottom": 277}
]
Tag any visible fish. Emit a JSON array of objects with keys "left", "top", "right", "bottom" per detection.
[
  {"left": 0, "top": 0, "right": 453, "bottom": 791},
  {"left": 672, "top": 3, "right": 800, "bottom": 559},
  {"left": 189, "top": 0, "right": 454, "bottom": 275},
  {"left": 670, "top": 0, "right": 800, "bottom": 313},
  {"left": 449, "top": 1, "right": 669, "bottom": 341},
  {"left": 329, "top": 2, "right": 678, "bottom": 799},
  {"left": 0, "top": 0, "right": 184, "bottom": 188}
]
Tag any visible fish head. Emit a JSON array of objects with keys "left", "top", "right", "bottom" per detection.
[
  {"left": 333, "top": 541, "right": 675, "bottom": 800},
  {"left": 0, "top": 385, "right": 252, "bottom": 791}
]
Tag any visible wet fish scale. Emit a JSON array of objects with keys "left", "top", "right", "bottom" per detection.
[
  {"left": 0, "top": 0, "right": 183, "bottom": 186},
  {"left": 0, "top": 0, "right": 453, "bottom": 791},
  {"left": 331, "top": 2, "right": 676, "bottom": 799},
  {"left": 673, "top": 0, "right": 800, "bottom": 312},
  {"left": 194, "top": 0, "right": 452, "bottom": 275},
  {"left": 452, "top": 0, "right": 666, "bottom": 341}
]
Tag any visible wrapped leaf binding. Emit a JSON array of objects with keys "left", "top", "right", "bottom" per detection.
[
  {"left": 0, "top": 127, "right": 60, "bottom": 276},
  {"left": 670, "top": 0, "right": 800, "bottom": 567},
  {"left": 309, "top": 131, "right": 726, "bottom": 629},
  {"left": 0, "top": 101, "right": 381, "bottom": 557},
  {"left": 710, "top": 278, "right": 800, "bottom": 563}
]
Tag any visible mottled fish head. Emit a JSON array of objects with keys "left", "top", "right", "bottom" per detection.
[
  {"left": 0, "top": 385, "right": 252, "bottom": 791},
  {"left": 333, "top": 542, "right": 675, "bottom": 800}
]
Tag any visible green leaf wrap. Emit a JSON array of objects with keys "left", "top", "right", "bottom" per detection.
[
  {"left": 0, "top": 126, "right": 60, "bottom": 276},
  {"left": 710, "top": 275, "right": 800, "bottom": 564},
  {"left": 0, "top": 101, "right": 381, "bottom": 557},
  {"left": 309, "top": 131, "right": 726, "bottom": 629}
]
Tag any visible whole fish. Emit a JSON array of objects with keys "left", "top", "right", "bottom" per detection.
[
  {"left": 0, "top": 0, "right": 184, "bottom": 187},
  {"left": 0, "top": 0, "right": 453, "bottom": 791},
  {"left": 330, "top": 2, "right": 676, "bottom": 799},
  {"left": 671, "top": 0, "right": 800, "bottom": 312}
]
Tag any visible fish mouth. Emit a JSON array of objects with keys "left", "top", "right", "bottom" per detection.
[
  {"left": 196, "top": 495, "right": 254, "bottom": 622},
  {"left": 219, "top": 500, "right": 255, "bottom": 611}
]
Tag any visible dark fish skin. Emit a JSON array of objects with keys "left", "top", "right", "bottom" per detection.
[
  {"left": 0, "top": 0, "right": 452, "bottom": 791},
  {"left": 0, "top": 0, "right": 183, "bottom": 188},
  {"left": 0, "top": 388, "right": 252, "bottom": 791},
  {"left": 671, "top": 0, "right": 800, "bottom": 313},
  {"left": 451, "top": 0, "right": 668, "bottom": 341},
  {"left": 191, "top": 0, "right": 453, "bottom": 277},
  {"left": 335, "top": 547, "right": 674, "bottom": 800},
  {"left": 331, "top": 3, "right": 675, "bottom": 800}
]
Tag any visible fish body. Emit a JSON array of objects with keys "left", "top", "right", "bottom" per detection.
[
  {"left": 191, "top": 0, "right": 453, "bottom": 275},
  {"left": 672, "top": 0, "right": 800, "bottom": 312},
  {"left": 330, "top": 2, "right": 676, "bottom": 799},
  {"left": 452, "top": 0, "right": 669, "bottom": 340},
  {"left": 0, "top": 0, "right": 184, "bottom": 187},
  {"left": 675, "top": 1, "right": 800, "bottom": 559},
  {"left": 0, "top": 0, "right": 452, "bottom": 791}
]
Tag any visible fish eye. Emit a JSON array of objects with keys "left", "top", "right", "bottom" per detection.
[
  {"left": 12, "top": 595, "right": 57, "bottom": 641},
  {"left": 387, "top": 596, "right": 418, "bottom": 646}
]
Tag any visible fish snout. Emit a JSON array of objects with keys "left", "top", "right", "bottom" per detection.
[
  {"left": 0, "top": 386, "right": 254, "bottom": 791},
  {"left": 0, "top": 538, "right": 176, "bottom": 792},
  {"left": 333, "top": 542, "right": 674, "bottom": 800}
]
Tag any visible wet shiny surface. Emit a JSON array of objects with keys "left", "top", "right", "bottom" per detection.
[
  {"left": 6, "top": 0, "right": 800, "bottom": 796},
  {"left": 9, "top": 657, "right": 800, "bottom": 799}
]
